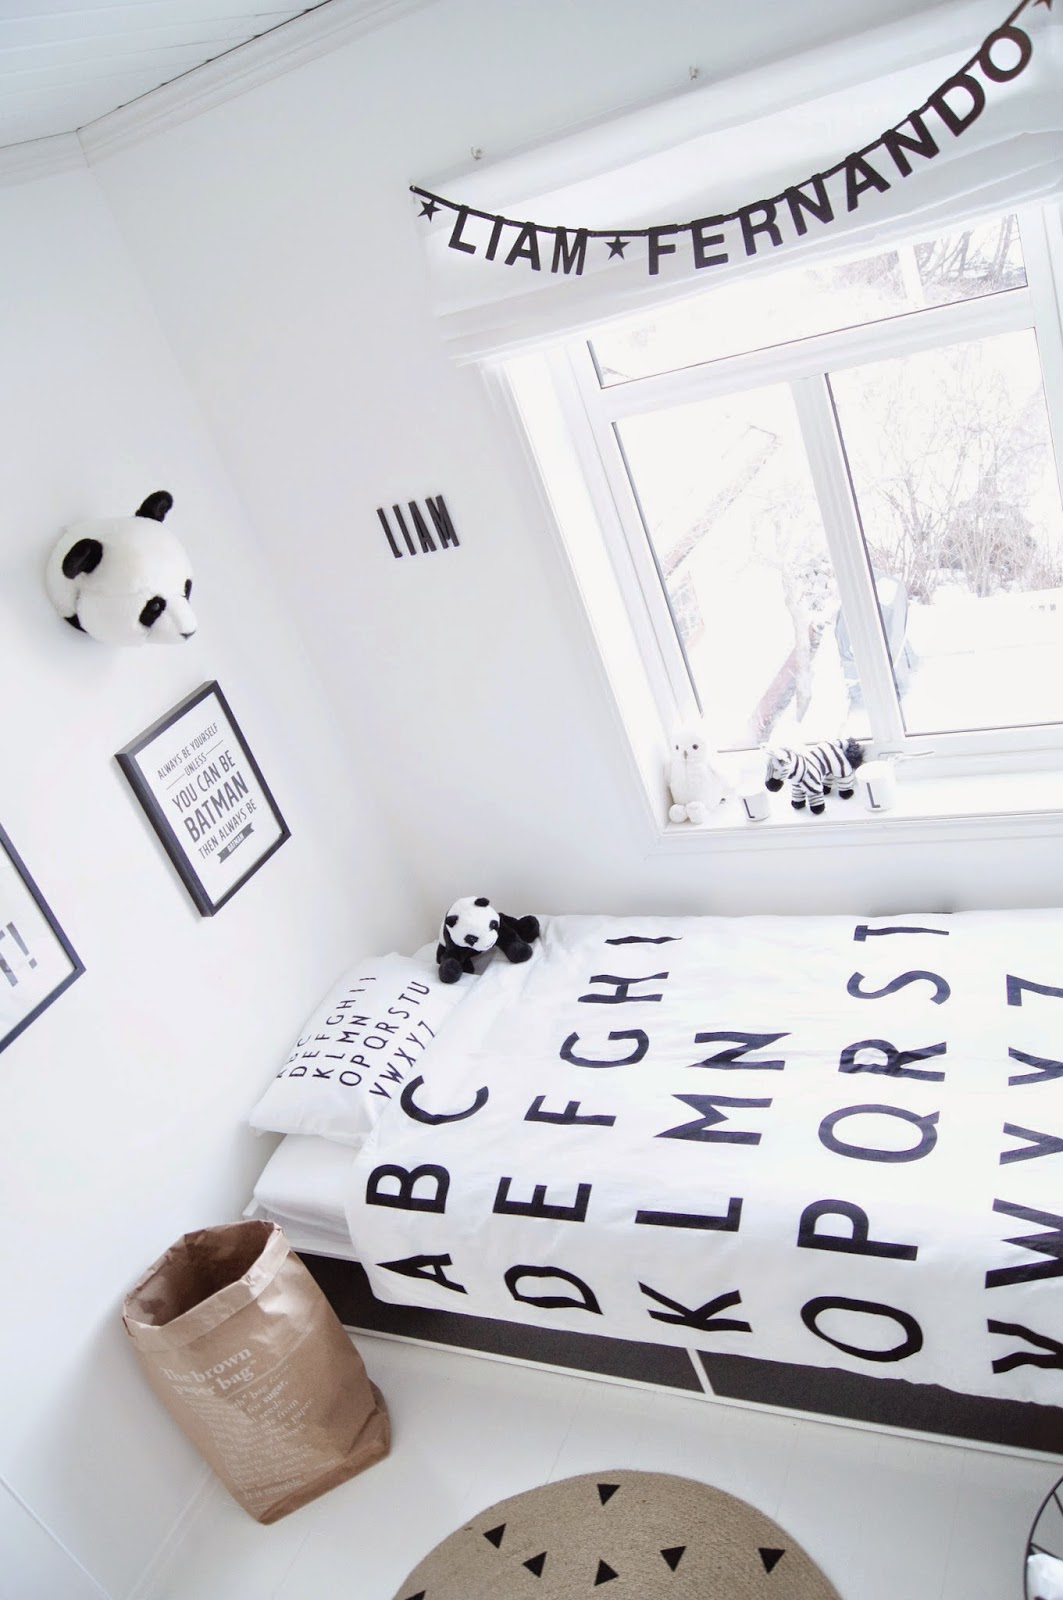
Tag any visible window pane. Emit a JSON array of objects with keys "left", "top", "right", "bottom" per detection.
[
  {"left": 615, "top": 386, "right": 869, "bottom": 750},
  {"left": 830, "top": 329, "right": 1063, "bottom": 735},
  {"left": 591, "top": 213, "right": 1026, "bottom": 386}
]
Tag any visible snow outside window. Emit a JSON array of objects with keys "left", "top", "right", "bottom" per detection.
[{"left": 503, "top": 204, "right": 1063, "bottom": 815}]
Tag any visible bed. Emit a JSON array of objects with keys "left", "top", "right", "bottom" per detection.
[{"left": 246, "top": 910, "right": 1063, "bottom": 1455}]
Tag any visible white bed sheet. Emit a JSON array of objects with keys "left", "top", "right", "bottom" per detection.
[
  {"left": 246, "top": 1133, "right": 359, "bottom": 1238},
  {"left": 343, "top": 908, "right": 1063, "bottom": 1408}
]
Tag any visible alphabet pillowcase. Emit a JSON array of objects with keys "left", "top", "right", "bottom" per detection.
[{"left": 248, "top": 950, "right": 466, "bottom": 1147}]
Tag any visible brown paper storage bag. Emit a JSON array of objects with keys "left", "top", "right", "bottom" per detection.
[{"left": 122, "top": 1219, "right": 390, "bottom": 1523}]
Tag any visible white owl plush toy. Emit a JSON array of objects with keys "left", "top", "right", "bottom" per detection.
[{"left": 667, "top": 722, "right": 729, "bottom": 824}]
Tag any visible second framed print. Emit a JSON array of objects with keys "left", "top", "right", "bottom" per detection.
[
  {"left": 117, "top": 682, "right": 290, "bottom": 916},
  {"left": 0, "top": 823, "right": 84, "bottom": 1053}
]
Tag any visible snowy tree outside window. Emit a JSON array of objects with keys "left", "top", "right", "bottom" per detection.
[{"left": 569, "top": 209, "right": 1063, "bottom": 758}]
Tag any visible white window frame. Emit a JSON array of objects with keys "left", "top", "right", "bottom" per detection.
[{"left": 496, "top": 201, "right": 1063, "bottom": 828}]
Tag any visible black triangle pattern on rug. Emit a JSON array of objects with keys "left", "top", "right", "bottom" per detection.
[{"left": 395, "top": 1474, "right": 838, "bottom": 1600}]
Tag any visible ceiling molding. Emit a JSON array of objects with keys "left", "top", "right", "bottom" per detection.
[
  {"left": 78, "top": 0, "right": 439, "bottom": 164},
  {"left": 0, "top": 131, "right": 86, "bottom": 189}
]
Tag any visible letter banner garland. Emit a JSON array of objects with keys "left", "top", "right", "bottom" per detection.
[
  {"left": 412, "top": 0, "right": 1054, "bottom": 278},
  {"left": 345, "top": 907, "right": 1063, "bottom": 1405}
]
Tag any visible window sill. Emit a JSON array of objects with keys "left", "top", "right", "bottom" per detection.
[{"left": 655, "top": 768, "right": 1063, "bottom": 853}]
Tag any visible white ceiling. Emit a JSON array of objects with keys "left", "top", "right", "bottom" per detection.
[{"left": 0, "top": 1, "right": 329, "bottom": 150}]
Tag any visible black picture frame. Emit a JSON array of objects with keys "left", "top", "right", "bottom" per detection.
[
  {"left": 116, "top": 681, "right": 290, "bottom": 917},
  {"left": 0, "top": 823, "right": 84, "bottom": 1054}
]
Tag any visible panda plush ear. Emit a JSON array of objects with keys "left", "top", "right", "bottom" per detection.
[
  {"left": 135, "top": 491, "right": 173, "bottom": 522},
  {"left": 60, "top": 537, "right": 104, "bottom": 579}
]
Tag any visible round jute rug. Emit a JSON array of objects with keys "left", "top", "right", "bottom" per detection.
[{"left": 392, "top": 1469, "right": 841, "bottom": 1599}]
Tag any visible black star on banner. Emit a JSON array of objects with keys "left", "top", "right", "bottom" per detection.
[
  {"left": 418, "top": 197, "right": 440, "bottom": 219},
  {"left": 759, "top": 1547, "right": 786, "bottom": 1573},
  {"left": 605, "top": 236, "right": 629, "bottom": 258},
  {"left": 595, "top": 1559, "right": 619, "bottom": 1585}
]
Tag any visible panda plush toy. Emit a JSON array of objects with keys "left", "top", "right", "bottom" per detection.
[
  {"left": 45, "top": 490, "right": 197, "bottom": 646},
  {"left": 436, "top": 896, "right": 541, "bottom": 984}
]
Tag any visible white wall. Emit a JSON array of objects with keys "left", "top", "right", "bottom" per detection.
[
  {"left": 0, "top": 162, "right": 424, "bottom": 1598},
  {"left": 88, "top": 0, "right": 1063, "bottom": 926},
  {"left": 88, "top": 0, "right": 1063, "bottom": 920}
]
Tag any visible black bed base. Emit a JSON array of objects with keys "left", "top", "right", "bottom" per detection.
[{"left": 300, "top": 1253, "right": 1063, "bottom": 1457}]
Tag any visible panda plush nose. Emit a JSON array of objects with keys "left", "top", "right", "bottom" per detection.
[{"left": 463, "top": 933, "right": 478, "bottom": 946}]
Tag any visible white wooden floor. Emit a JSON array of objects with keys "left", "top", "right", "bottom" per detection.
[{"left": 142, "top": 1334, "right": 1061, "bottom": 1600}]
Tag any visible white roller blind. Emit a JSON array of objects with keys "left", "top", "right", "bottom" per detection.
[{"left": 414, "top": 0, "right": 1062, "bottom": 360}]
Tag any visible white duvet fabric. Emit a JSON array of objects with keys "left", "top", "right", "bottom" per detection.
[
  {"left": 1029, "top": 1551, "right": 1063, "bottom": 1600},
  {"left": 345, "top": 910, "right": 1063, "bottom": 1404}
]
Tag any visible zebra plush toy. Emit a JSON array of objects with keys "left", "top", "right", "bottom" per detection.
[{"left": 764, "top": 738, "right": 866, "bottom": 815}]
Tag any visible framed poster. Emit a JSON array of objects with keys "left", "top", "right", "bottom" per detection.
[
  {"left": 116, "top": 681, "right": 290, "bottom": 916},
  {"left": 0, "top": 823, "right": 84, "bottom": 1054}
]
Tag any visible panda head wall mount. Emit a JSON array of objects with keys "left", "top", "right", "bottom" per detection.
[{"left": 45, "top": 491, "right": 197, "bottom": 646}]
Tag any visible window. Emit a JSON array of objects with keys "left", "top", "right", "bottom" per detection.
[{"left": 504, "top": 205, "right": 1063, "bottom": 815}]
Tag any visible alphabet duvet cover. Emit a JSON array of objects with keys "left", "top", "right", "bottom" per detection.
[{"left": 344, "top": 910, "right": 1063, "bottom": 1404}]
